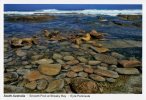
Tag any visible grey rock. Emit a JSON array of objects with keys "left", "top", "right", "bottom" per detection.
[
  {"left": 89, "top": 74, "right": 105, "bottom": 82},
  {"left": 37, "top": 79, "right": 48, "bottom": 90},
  {"left": 78, "top": 72, "right": 88, "bottom": 78},
  {"left": 106, "top": 78, "right": 116, "bottom": 83},
  {"left": 115, "top": 68, "right": 140, "bottom": 75},
  {"left": 77, "top": 57, "right": 88, "bottom": 63},
  {"left": 88, "top": 60, "right": 101, "bottom": 65},
  {"left": 63, "top": 56, "right": 75, "bottom": 61},
  {"left": 45, "top": 79, "right": 64, "bottom": 93},
  {"left": 53, "top": 53, "right": 63, "bottom": 59},
  {"left": 94, "top": 54, "right": 118, "bottom": 65}
]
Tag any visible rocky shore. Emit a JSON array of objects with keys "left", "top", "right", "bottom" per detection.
[{"left": 4, "top": 14, "right": 142, "bottom": 94}]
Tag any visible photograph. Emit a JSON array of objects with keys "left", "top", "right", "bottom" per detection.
[{"left": 4, "top": 4, "right": 142, "bottom": 94}]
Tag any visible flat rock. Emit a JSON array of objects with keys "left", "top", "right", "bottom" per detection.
[
  {"left": 25, "top": 81, "right": 37, "bottom": 90},
  {"left": 66, "top": 71, "right": 77, "bottom": 78},
  {"left": 70, "top": 65, "right": 83, "bottom": 72},
  {"left": 38, "top": 64, "right": 61, "bottom": 76},
  {"left": 111, "top": 52, "right": 125, "bottom": 60},
  {"left": 88, "top": 60, "right": 101, "bottom": 65},
  {"left": 56, "top": 59, "right": 64, "bottom": 64},
  {"left": 63, "top": 56, "right": 75, "bottom": 61},
  {"left": 78, "top": 72, "right": 88, "bottom": 78},
  {"left": 94, "top": 68, "right": 119, "bottom": 78},
  {"left": 89, "top": 74, "right": 105, "bottom": 82},
  {"left": 77, "top": 57, "right": 88, "bottom": 63},
  {"left": 37, "top": 79, "right": 48, "bottom": 90},
  {"left": 118, "top": 60, "right": 141, "bottom": 68},
  {"left": 94, "top": 54, "right": 118, "bottom": 65},
  {"left": 70, "top": 77, "right": 98, "bottom": 93},
  {"left": 90, "top": 46, "right": 109, "bottom": 53},
  {"left": 34, "top": 58, "right": 54, "bottom": 65},
  {"left": 23, "top": 70, "right": 44, "bottom": 81},
  {"left": 31, "top": 55, "right": 44, "bottom": 60},
  {"left": 45, "top": 79, "right": 64, "bottom": 93},
  {"left": 53, "top": 53, "right": 63, "bottom": 59},
  {"left": 115, "top": 68, "right": 140, "bottom": 75},
  {"left": 66, "top": 60, "right": 79, "bottom": 65},
  {"left": 16, "top": 50, "right": 27, "bottom": 57},
  {"left": 83, "top": 67, "right": 94, "bottom": 74}
]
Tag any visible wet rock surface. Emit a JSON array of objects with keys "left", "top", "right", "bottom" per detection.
[{"left": 4, "top": 14, "right": 142, "bottom": 94}]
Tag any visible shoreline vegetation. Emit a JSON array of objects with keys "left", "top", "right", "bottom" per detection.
[{"left": 4, "top": 14, "right": 142, "bottom": 93}]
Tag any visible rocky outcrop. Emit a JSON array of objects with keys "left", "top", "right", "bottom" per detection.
[
  {"left": 117, "top": 15, "right": 142, "bottom": 20},
  {"left": 6, "top": 15, "right": 56, "bottom": 22},
  {"left": 10, "top": 37, "right": 38, "bottom": 47}
]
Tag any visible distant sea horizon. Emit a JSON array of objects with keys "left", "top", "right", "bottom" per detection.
[{"left": 4, "top": 4, "right": 142, "bottom": 11}]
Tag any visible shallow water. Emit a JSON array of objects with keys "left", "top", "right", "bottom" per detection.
[{"left": 4, "top": 15, "right": 142, "bottom": 40}]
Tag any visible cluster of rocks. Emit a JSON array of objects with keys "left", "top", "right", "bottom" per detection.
[{"left": 4, "top": 29, "right": 142, "bottom": 94}]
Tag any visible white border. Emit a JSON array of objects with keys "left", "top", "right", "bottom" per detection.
[{"left": 0, "top": 0, "right": 146, "bottom": 100}]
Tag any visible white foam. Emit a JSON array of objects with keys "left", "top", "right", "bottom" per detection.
[{"left": 4, "top": 9, "right": 142, "bottom": 16}]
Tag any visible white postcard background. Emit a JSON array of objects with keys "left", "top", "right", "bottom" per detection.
[{"left": 0, "top": 0, "right": 146, "bottom": 100}]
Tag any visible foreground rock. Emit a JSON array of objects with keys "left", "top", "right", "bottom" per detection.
[
  {"left": 70, "top": 77, "right": 98, "bottom": 93},
  {"left": 118, "top": 60, "right": 141, "bottom": 68},
  {"left": 24, "top": 70, "right": 44, "bottom": 81},
  {"left": 89, "top": 74, "right": 105, "bottom": 82},
  {"left": 25, "top": 81, "right": 37, "bottom": 90},
  {"left": 94, "top": 54, "right": 118, "bottom": 65},
  {"left": 37, "top": 79, "right": 48, "bottom": 90},
  {"left": 115, "top": 68, "right": 140, "bottom": 75},
  {"left": 38, "top": 64, "right": 61, "bottom": 75},
  {"left": 45, "top": 79, "right": 64, "bottom": 93},
  {"left": 94, "top": 68, "right": 119, "bottom": 78}
]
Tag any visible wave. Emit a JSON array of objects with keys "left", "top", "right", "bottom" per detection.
[{"left": 4, "top": 9, "right": 142, "bottom": 16}]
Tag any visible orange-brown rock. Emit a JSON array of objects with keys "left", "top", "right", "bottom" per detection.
[
  {"left": 23, "top": 70, "right": 44, "bottom": 81},
  {"left": 90, "top": 30, "right": 104, "bottom": 39},
  {"left": 89, "top": 74, "right": 105, "bottom": 82},
  {"left": 70, "top": 77, "right": 98, "bottom": 93},
  {"left": 83, "top": 67, "right": 94, "bottom": 74},
  {"left": 82, "top": 33, "right": 91, "bottom": 41},
  {"left": 66, "top": 60, "right": 79, "bottom": 65},
  {"left": 38, "top": 64, "right": 61, "bottom": 76},
  {"left": 66, "top": 71, "right": 77, "bottom": 78},
  {"left": 10, "top": 37, "right": 38, "bottom": 47},
  {"left": 118, "top": 60, "right": 141, "bottom": 68},
  {"left": 70, "top": 65, "right": 83, "bottom": 72},
  {"left": 94, "top": 68, "right": 119, "bottom": 78}
]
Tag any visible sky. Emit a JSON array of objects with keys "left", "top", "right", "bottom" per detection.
[{"left": 4, "top": 4, "right": 142, "bottom": 11}]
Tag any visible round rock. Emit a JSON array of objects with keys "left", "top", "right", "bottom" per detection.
[
  {"left": 45, "top": 79, "right": 64, "bottom": 93},
  {"left": 38, "top": 64, "right": 61, "bottom": 76}
]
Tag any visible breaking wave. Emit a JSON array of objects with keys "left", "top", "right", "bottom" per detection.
[{"left": 4, "top": 9, "right": 142, "bottom": 16}]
